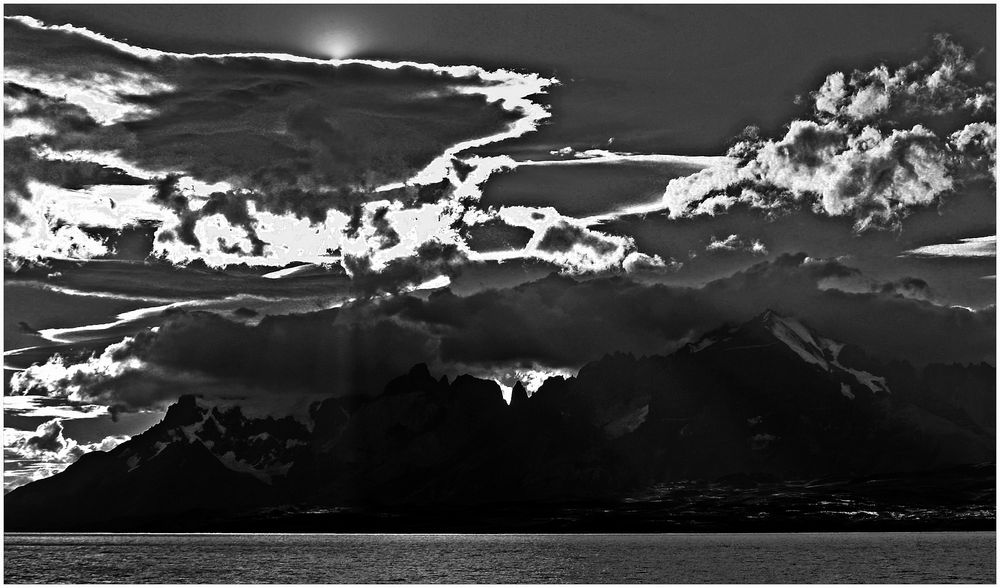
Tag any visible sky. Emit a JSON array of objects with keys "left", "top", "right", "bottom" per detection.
[
  {"left": 2, "top": 5, "right": 996, "bottom": 491},
  {"left": 7, "top": 4, "right": 997, "bottom": 155}
]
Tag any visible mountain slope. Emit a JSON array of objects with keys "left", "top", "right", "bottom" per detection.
[
  {"left": 5, "top": 396, "right": 308, "bottom": 529},
  {"left": 621, "top": 310, "right": 992, "bottom": 480},
  {"left": 6, "top": 310, "right": 994, "bottom": 530}
]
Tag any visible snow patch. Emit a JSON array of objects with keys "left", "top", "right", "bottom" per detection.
[
  {"left": 604, "top": 404, "right": 649, "bottom": 439},
  {"left": 764, "top": 313, "right": 891, "bottom": 395},
  {"left": 216, "top": 450, "right": 272, "bottom": 483},
  {"left": 764, "top": 313, "right": 830, "bottom": 370},
  {"left": 688, "top": 337, "right": 716, "bottom": 353}
]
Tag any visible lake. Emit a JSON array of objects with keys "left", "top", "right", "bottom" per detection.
[{"left": 4, "top": 532, "right": 995, "bottom": 583}]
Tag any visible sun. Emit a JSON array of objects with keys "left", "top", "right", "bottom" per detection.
[{"left": 312, "top": 31, "right": 361, "bottom": 60}]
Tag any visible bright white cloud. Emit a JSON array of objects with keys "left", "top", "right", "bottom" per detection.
[
  {"left": 475, "top": 206, "right": 644, "bottom": 274},
  {"left": 901, "top": 235, "right": 996, "bottom": 258},
  {"left": 706, "top": 234, "right": 768, "bottom": 255},
  {"left": 4, "top": 194, "right": 111, "bottom": 265},
  {"left": 3, "top": 14, "right": 559, "bottom": 281},
  {"left": 811, "top": 34, "right": 994, "bottom": 123}
]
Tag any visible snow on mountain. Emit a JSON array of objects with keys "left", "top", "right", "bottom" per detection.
[
  {"left": 688, "top": 309, "right": 891, "bottom": 397},
  {"left": 111, "top": 395, "right": 311, "bottom": 484}
]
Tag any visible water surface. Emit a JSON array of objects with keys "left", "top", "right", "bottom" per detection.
[{"left": 5, "top": 532, "right": 995, "bottom": 583}]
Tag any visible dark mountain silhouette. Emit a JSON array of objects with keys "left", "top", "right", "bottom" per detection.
[{"left": 6, "top": 310, "right": 994, "bottom": 531}]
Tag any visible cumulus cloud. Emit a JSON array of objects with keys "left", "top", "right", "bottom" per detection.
[
  {"left": 659, "top": 120, "right": 963, "bottom": 231},
  {"left": 901, "top": 235, "right": 996, "bottom": 258},
  {"left": 4, "top": 418, "right": 127, "bottom": 490},
  {"left": 610, "top": 36, "right": 995, "bottom": 232},
  {"left": 950, "top": 122, "right": 997, "bottom": 171},
  {"left": 10, "top": 336, "right": 151, "bottom": 410},
  {"left": 811, "top": 34, "right": 994, "bottom": 125}
]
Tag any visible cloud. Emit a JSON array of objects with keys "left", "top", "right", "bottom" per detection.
[
  {"left": 811, "top": 34, "right": 994, "bottom": 125},
  {"left": 387, "top": 253, "right": 993, "bottom": 369},
  {"left": 604, "top": 36, "right": 995, "bottom": 232},
  {"left": 706, "top": 234, "right": 768, "bottom": 255},
  {"left": 24, "top": 419, "right": 67, "bottom": 453},
  {"left": 4, "top": 215, "right": 110, "bottom": 265},
  {"left": 621, "top": 251, "right": 681, "bottom": 273},
  {"left": 532, "top": 221, "right": 633, "bottom": 273},
  {"left": 10, "top": 253, "right": 993, "bottom": 416},
  {"left": 3, "top": 15, "right": 558, "bottom": 277},
  {"left": 658, "top": 121, "right": 960, "bottom": 231},
  {"left": 10, "top": 336, "right": 148, "bottom": 406},
  {"left": 10, "top": 304, "right": 438, "bottom": 414},
  {"left": 901, "top": 235, "right": 996, "bottom": 258},
  {"left": 535, "top": 147, "right": 725, "bottom": 167},
  {"left": 876, "top": 277, "right": 934, "bottom": 301},
  {"left": 813, "top": 268, "right": 936, "bottom": 302},
  {"left": 950, "top": 122, "right": 997, "bottom": 170},
  {"left": 4, "top": 418, "right": 128, "bottom": 490},
  {"left": 348, "top": 239, "right": 470, "bottom": 295},
  {"left": 475, "top": 207, "right": 671, "bottom": 275},
  {"left": 2, "top": 395, "right": 108, "bottom": 421}
]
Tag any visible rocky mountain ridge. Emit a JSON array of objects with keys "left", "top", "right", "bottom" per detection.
[{"left": 6, "top": 310, "right": 994, "bottom": 530}]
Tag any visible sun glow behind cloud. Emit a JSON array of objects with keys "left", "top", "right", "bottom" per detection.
[{"left": 312, "top": 30, "right": 363, "bottom": 60}]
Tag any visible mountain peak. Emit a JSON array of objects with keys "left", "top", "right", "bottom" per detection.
[
  {"left": 687, "top": 310, "right": 891, "bottom": 396},
  {"left": 754, "top": 312, "right": 829, "bottom": 366},
  {"left": 757, "top": 308, "right": 781, "bottom": 322},
  {"left": 754, "top": 308, "right": 802, "bottom": 332},
  {"left": 408, "top": 363, "right": 434, "bottom": 381},
  {"left": 510, "top": 381, "right": 529, "bottom": 407},
  {"left": 161, "top": 394, "right": 206, "bottom": 428}
]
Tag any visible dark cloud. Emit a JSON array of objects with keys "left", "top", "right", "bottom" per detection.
[
  {"left": 11, "top": 253, "right": 993, "bottom": 414},
  {"left": 147, "top": 177, "right": 269, "bottom": 256},
  {"left": 370, "top": 206, "right": 400, "bottom": 250},
  {"left": 350, "top": 240, "right": 469, "bottom": 296},
  {"left": 392, "top": 253, "right": 993, "bottom": 368},
  {"left": 4, "top": 82, "right": 100, "bottom": 134},
  {"left": 537, "top": 221, "right": 617, "bottom": 256},
  {"left": 528, "top": 220, "right": 634, "bottom": 273},
  {"left": 464, "top": 218, "right": 534, "bottom": 252},
  {"left": 87, "top": 55, "right": 513, "bottom": 200},
  {"left": 11, "top": 306, "right": 436, "bottom": 414},
  {"left": 25, "top": 418, "right": 67, "bottom": 453},
  {"left": 877, "top": 276, "right": 933, "bottom": 300}
]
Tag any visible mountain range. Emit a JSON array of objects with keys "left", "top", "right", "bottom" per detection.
[{"left": 6, "top": 310, "right": 994, "bottom": 531}]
